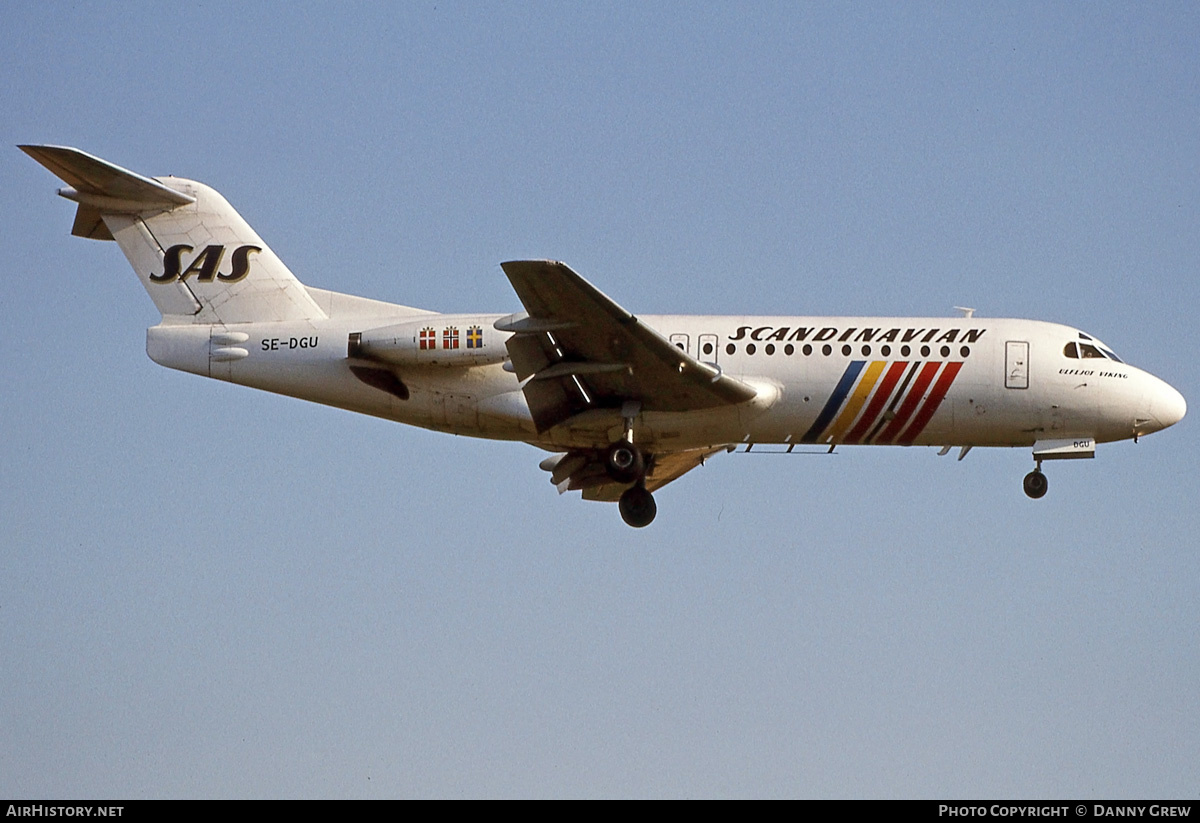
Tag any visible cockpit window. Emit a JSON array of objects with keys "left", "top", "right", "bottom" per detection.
[{"left": 1066, "top": 334, "right": 1124, "bottom": 362}]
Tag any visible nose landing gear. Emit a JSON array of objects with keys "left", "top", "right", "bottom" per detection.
[
  {"left": 1024, "top": 438, "right": 1096, "bottom": 498},
  {"left": 1023, "top": 464, "right": 1048, "bottom": 499}
]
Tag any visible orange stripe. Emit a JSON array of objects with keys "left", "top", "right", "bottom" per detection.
[{"left": 844, "top": 360, "right": 909, "bottom": 444}]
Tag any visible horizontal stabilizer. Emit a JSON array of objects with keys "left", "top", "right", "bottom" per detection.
[
  {"left": 21, "top": 145, "right": 196, "bottom": 241},
  {"left": 19, "top": 145, "right": 195, "bottom": 209}
]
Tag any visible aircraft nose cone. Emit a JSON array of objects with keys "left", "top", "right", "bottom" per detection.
[{"left": 1151, "top": 379, "right": 1187, "bottom": 430}]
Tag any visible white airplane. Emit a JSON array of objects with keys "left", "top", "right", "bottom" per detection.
[{"left": 23, "top": 145, "right": 1187, "bottom": 527}]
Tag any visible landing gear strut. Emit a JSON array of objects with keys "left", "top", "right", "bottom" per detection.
[
  {"left": 611, "top": 401, "right": 655, "bottom": 527},
  {"left": 1023, "top": 463, "right": 1048, "bottom": 499}
]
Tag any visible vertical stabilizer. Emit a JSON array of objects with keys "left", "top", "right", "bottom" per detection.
[{"left": 21, "top": 145, "right": 327, "bottom": 325}]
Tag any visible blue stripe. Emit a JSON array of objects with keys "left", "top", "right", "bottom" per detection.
[{"left": 800, "top": 361, "right": 865, "bottom": 443}]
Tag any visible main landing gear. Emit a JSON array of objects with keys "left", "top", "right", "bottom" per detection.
[
  {"left": 609, "top": 402, "right": 655, "bottom": 528},
  {"left": 618, "top": 482, "right": 657, "bottom": 528},
  {"left": 1023, "top": 461, "right": 1048, "bottom": 499},
  {"left": 605, "top": 439, "right": 644, "bottom": 485}
]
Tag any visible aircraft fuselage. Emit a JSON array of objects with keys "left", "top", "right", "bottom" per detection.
[{"left": 147, "top": 305, "right": 1183, "bottom": 453}]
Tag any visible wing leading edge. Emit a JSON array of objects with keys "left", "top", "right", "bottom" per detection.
[{"left": 498, "top": 260, "right": 756, "bottom": 433}]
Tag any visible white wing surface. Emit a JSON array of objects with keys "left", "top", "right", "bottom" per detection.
[{"left": 498, "top": 260, "right": 755, "bottom": 433}]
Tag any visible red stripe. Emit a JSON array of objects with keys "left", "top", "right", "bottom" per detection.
[
  {"left": 877, "top": 361, "right": 941, "bottom": 443},
  {"left": 844, "top": 361, "right": 909, "bottom": 444},
  {"left": 897, "top": 361, "right": 963, "bottom": 445}
]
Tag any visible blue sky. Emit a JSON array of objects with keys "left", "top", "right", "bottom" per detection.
[{"left": 2, "top": 2, "right": 1198, "bottom": 798}]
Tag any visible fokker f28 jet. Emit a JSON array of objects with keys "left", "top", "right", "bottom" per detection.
[{"left": 23, "top": 145, "right": 1186, "bottom": 527}]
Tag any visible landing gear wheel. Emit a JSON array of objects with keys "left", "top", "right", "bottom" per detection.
[
  {"left": 619, "top": 485, "right": 657, "bottom": 528},
  {"left": 1023, "top": 469, "right": 1048, "bottom": 499},
  {"left": 605, "top": 439, "right": 644, "bottom": 484}
]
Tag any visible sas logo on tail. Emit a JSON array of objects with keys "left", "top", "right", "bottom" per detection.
[{"left": 151, "top": 244, "right": 261, "bottom": 284}]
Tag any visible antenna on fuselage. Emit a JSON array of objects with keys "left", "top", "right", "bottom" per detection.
[{"left": 955, "top": 306, "right": 976, "bottom": 318}]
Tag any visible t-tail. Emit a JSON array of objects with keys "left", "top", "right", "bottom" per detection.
[{"left": 20, "top": 145, "right": 326, "bottom": 325}]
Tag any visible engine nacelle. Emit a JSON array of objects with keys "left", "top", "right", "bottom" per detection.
[{"left": 349, "top": 316, "right": 508, "bottom": 367}]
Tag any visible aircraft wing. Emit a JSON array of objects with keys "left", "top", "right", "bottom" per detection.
[
  {"left": 541, "top": 445, "right": 727, "bottom": 502},
  {"left": 498, "top": 260, "right": 756, "bottom": 432}
]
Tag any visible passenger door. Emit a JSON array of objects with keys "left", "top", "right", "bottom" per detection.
[{"left": 1005, "top": 341, "right": 1029, "bottom": 389}]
